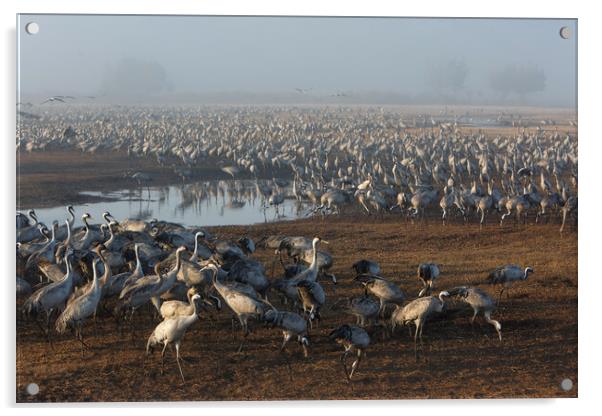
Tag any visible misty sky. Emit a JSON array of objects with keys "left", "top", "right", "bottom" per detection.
[{"left": 17, "top": 15, "right": 576, "bottom": 107}]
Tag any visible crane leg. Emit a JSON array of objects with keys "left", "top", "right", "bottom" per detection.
[
  {"left": 175, "top": 343, "right": 185, "bottom": 383},
  {"left": 301, "top": 340, "right": 309, "bottom": 358},
  {"left": 160, "top": 343, "right": 168, "bottom": 375},
  {"left": 413, "top": 323, "right": 420, "bottom": 362},
  {"left": 340, "top": 350, "right": 350, "bottom": 381},
  {"left": 349, "top": 349, "right": 363, "bottom": 380},
  {"left": 77, "top": 327, "right": 91, "bottom": 356},
  {"left": 470, "top": 309, "right": 478, "bottom": 325},
  {"left": 237, "top": 319, "right": 249, "bottom": 353},
  {"left": 280, "top": 332, "right": 292, "bottom": 352}
]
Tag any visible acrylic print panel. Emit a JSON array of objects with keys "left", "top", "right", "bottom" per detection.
[{"left": 16, "top": 15, "right": 577, "bottom": 402}]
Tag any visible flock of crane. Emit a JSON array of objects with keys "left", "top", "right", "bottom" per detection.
[
  {"left": 18, "top": 106, "right": 578, "bottom": 229},
  {"left": 16, "top": 105, "right": 576, "bottom": 382},
  {"left": 18, "top": 207, "right": 535, "bottom": 382}
]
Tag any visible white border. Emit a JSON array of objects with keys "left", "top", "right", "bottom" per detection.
[{"left": 2, "top": 0, "right": 600, "bottom": 414}]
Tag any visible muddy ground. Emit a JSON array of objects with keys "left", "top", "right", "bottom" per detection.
[
  {"left": 16, "top": 150, "right": 289, "bottom": 209},
  {"left": 16, "top": 216, "right": 577, "bottom": 402}
]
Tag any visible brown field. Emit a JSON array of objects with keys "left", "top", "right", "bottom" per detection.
[{"left": 16, "top": 216, "right": 577, "bottom": 402}]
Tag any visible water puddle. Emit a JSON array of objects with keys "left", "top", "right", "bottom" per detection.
[{"left": 24, "top": 180, "right": 312, "bottom": 228}]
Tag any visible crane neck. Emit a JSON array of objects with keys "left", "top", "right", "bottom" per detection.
[
  {"left": 67, "top": 208, "right": 75, "bottom": 227},
  {"left": 134, "top": 245, "right": 142, "bottom": 274},
  {"left": 64, "top": 254, "right": 73, "bottom": 285},
  {"left": 310, "top": 241, "right": 319, "bottom": 271},
  {"left": 64, "top": 220, "right": 71, "bottom": 245},
  {"left": 192, "top": 235, "right": 200, "bottom": 260},
  {"left": 105, "top": 225, "right": 114, "bottom": 246},
  {"left": 91, "top": 260, "right": 100, "bottom": 291},
  {"left": 210, "top": 265, "right": 223, "bottom": 289},
  {"left": 173, "top": 249, "right": 184, "bottom": 274},
  {"left": 98, "top": 252, "right": 110, "bottom": 285},
  {"left": 82, "top": 216, "right": 90, "bottom": 241}
]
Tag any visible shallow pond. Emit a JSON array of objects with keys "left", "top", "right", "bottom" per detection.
[{"left": 24, "top": 180, "right": 312, "bottom": 228}]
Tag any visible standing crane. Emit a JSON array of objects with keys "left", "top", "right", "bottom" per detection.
[
  {"left": 391, "top": 291, "right": 450, "bottom": 360},
  {"left": 447, "top": 286, "right": 502, "bottom": 341},
  {"left": 486, "top": 265, "right": 534, "bottom": 303},
  {"left": 116, "top": 246, "right": 187, "bottom": 320},
  {"left": 146, "top": 293, "right": 202, "bottom": 382},
  {"left": 354, "top": 274, "right": 406, "bottom": 316},
  {"left": 263, "top": 308, "right": 310, "bottom": 357},
  {"left": 296, "top": 279, "right": 325, "bottom": 329},
  {"left": 417, "top": 263, "right": 440, "bottom": 297},
  {"left": 329, "top": 324, "right": 370, "bottom": 381},
  {"left": 23, "top": 249, "right": 75, "bottom": 340},
  {"left": 203, "top": 262, "right": 269, "bottom": 352},
  {"left": 55, "top": 256, "right": 103, "bottom": 355}
]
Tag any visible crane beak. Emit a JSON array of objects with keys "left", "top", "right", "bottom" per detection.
[{"left": 321, "top": 240, "right": 329, "bottom": 245}]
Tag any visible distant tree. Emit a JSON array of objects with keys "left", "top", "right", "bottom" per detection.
[
  {"left": 489, "top": 65, "right": 546, "bottom": 99},
  {"left": 100, "top": 58, "right": 173, "bottom": 97},
  {"left": 426, "top": 58, "right": 469, "bottom": 92}
]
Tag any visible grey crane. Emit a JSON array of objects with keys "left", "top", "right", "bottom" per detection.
[
  {"left": 354, "top": 274, "right": 406, "bottom": 316},
  {"left": 347, "top": 295, "right": 380, "bottom": 326},
  {"left": 390, "top": 291, "right": 450, "bottom": 360},
  {"left": 281, "top": 236, "right": 330, "bottom": 286},
  {"left": 17, "top": 276, "right": 32, "bottom": 298},
  {"left": 351, "top": 259, "right": 381, "bottom": 277},
  {"left": 560, "top": 196, "right": 577, "bottom": 233},
  {"left": 23, "top": 249, "right": 75, "bottom": 339},
  {"left": 24, "top": 221, "right": 59, "bottom": 272},
  {"left": 263, "top": 308, "right": 310, "bottom": 357},
  {"left": 16, "top": 211, "right": 31, "bottom": 229},
  {"left": 159, "top": 287, "right": 212, "bottom": 319},
  {"left": 447, "top": 286, "right": 502, "bottom": 341},
  {"left": 417, "top": 263, "right": 440, "bottom": 297},
  {"left": 103, "top": 243, "right": 144, "bottom": 299},
  {"left": 486, "top": 265, "right": 534, "bottom": 303},
  {"left": 296, "top": 279, "right": 325, "bottom": 329},
  {"left": 189, "top": 231, "right": 211, "bottom": 263},
  {"left": 17, "top": 210, "right": 43, "bottom": 243},
  {"left": 146, "top": 293, "right": 202, "bottom": 382},
  {"left": 329, "top": 324, "right": 370, "bottom": 381},
  {"left": 203, "top": 262, "right": 269, "bottom": 352},
  {"left": 116, "top": 246, "right": 186, "bottom": 319},
  {"left": 55, "top": 257, "right": 103, "bottom": 355}
]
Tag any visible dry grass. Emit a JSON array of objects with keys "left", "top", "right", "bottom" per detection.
[{"left": 16, "top": 216, "right": 577, "bottom": 402}]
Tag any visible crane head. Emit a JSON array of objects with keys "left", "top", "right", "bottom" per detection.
[
  {"left": 263, "top": 309, "right": 280, "bottom": 326},
  {"left": 329, "top": 324, "right": 352, "bottom": 342},
  {"left": 313, "top": 235, "right": 329, "bottom": 245}
]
